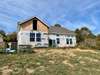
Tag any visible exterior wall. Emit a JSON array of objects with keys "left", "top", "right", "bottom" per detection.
[
  {"left": 18, "top": 18, "right": 49, "bottom": 48},
  {"left": 18, "top": 31, "right": 48, "bottom": 48},
  {"left": 37, "top": 20, "right": 48, "bottom": 33},
  {"left": 20, "top": 20, "right": 33, "bottom": 31},
  {"left": 49, "top": 34, "right": 76, "bottom": 47},
  {"left": 19, "top": 19, "right": 48, "bottom": 33},
  {"left": 18, "top": 31, "right": 76, "bottom": 48}
]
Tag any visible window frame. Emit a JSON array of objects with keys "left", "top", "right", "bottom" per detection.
[
  {"left": 30, "top": 33, "right": 35, "bottom": 42},
  {"left": 36, "top": 33, "right": 41, "bottom": 42},
  {"left": 56, "top": 38, "right": 60, "bottom": 44},
  {"left": 66, "top": 38, "right": 69, "bottom": 44},
  {"left": 33, "top": 20, "right": 37, "bottom": 30},
  {"left": 69, "top": 39, "right": 73, "bottom": 44}
]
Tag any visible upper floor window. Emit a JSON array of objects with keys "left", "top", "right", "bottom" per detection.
[
  {"left": 33, "top": 20, "right": 37, "bottom": 30},
  {"left": 57, "top": 38, "right": 60, "bottom": 44},
  {"left": 36, "top": 33, "right": 41, "bottom": 42}
]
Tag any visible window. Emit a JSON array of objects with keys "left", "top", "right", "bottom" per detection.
[
  {"left": 70, "top": 39, "right": 73, "bottom": 44},
  {"left": 30, "top": 33, "right": 35, "bottom": 42},
  {"left": 66, "top": 39, "right": 69, "bottom": 44},
  {"left": 33, "top": 20, "right": 37, "bottom": 30},
  {"left": 56, "top": 34, "right": 59, "bottom": 36},
  {"left": 57, "top": 38, "right": 60, "bottom": 44},
  {"left": 36, "top": 33, "right": 41, "bottom": 42}
]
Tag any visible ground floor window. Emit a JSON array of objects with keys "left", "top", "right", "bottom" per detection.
[
  {"left": 66, "top": 39, "right": 69, "bottom": 44},
  {"left": 66, "top": 38, "right": 73, "bottom": 45},
  {"left": 30, "top": 33, "right": 41, "bottom": 42},
  {"left": 56, "top": 38, "right": 60, "bottom": 44},
  {"left": 36, "top": 33, "right": 41, "bottom": 42},
  {"left": 30, "top": 33, "right": 35, "bottom": 42},
  {"left": 70, "top": 39, "right": 72, "bottom": 44}
]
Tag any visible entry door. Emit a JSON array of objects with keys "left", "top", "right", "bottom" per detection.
[
  {"left": 52, "top": 40, "right": 56, "bottom": 47},
  {"left": 49, "top": 39, "right": 56, "bottom": 47}
]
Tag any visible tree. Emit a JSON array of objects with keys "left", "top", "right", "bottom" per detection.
[
  {"left": 96, "top": 34, "right": 100, "bottom": 49},
  {"left": 75, "top": 27, "right": 96, "bottom": 43},
  {"left": 0, "top": 30, "right": 6, "bottom": 37},
  {"left": 0, "top": 30, "right": 7, "bottom": 42},
  {"left": 80, "top": 27, "right": 95, "bottom": 38},
  {"left": 75, "top": 28, "right": 84, "bottom": 43},
  {"left": 54, "top": 24, "right": 61, "bottom": 27},
  {"left": 96, "top": 34, "right": 100, "bottom": 40},
  {"left": 6, "top": 32, "right": 17, "bottom": 42}
]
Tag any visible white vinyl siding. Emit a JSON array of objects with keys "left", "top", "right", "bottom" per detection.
[
  {"left": 49, "top": 34, "right": 76, "bottom": 47},
  {"left": 18, "top": 31, "right": 48, "bottom": 47}
]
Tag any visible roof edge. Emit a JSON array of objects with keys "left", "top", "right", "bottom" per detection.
[{"left": 18, "top": 17, "right": 49, "bottom": 28}]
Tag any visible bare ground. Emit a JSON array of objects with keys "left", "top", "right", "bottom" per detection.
[{"left": 0, "top": 48, "right": 100, "bottom": 75}]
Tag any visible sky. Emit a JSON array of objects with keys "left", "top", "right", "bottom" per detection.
[{"left": 0, "top": 0, "right": 100, "bottom": 34}]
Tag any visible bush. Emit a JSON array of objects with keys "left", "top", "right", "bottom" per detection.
[{"left": 0, "top": 48, "right": 5, "bottom": 53}]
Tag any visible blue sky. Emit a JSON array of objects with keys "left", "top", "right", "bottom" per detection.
[{"left": 0, "top": 0, "right": 100, "bottom": 34}]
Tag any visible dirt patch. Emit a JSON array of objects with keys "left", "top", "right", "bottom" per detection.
[
  {"left": 62, "top": 60, "right": 74, "bottom": 68},
  {"left": 26, "top": 68, "right": 35, "bottom": 74},
  {"left": 84, "top": 57, "right": 100, "bottom": 62},
  {"left": 0, "top": 66, "right": 13, "bottom": 75},
  {"left": 75, "top": 48, "right": 98, "bottom": 54},
  {"left": 2, "top": 69, "right": 12, "bottom": 75},
  {"left": 49, "top": 60, "right": 55, "bottom": 64},
  {"left": 79, "top": 61, "right": 86, "bottom": 64}
]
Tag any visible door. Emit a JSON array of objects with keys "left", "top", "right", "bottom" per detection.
[{"left": 49, "top": 39, "right": 56, "bottom": 47}]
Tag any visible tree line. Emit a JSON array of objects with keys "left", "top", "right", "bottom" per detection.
[{"left": 0, "top": 26, "right": 100, "bottom": 49}]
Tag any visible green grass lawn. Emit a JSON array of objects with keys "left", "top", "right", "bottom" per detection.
[{"left": 0, "top": 48, "right": 100, "bottom": 75}]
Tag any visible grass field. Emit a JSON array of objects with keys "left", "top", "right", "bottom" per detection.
[{"left": 0, "top": 48, "right": 100, "bottom": 75}]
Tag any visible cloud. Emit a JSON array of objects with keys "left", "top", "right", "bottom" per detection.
[{"left": 0, "top": 0, "right": 99, "bottom": 34}]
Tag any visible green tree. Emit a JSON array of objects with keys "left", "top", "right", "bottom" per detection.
[
  {"left": 0, "top": 30, "right": 7, "bottom": 42},
  {"left": 54, "top": 24, "right": 61, "bottom": 27},
  {"left": 80, "top": 27, "right": 95, "bottom": 39},
  {"left": 75, "top": 28, "right": 84, "bottom": 43},
  {"left": 75, "top": 27, "right": 96, "bottom": 43},
  {"left": 0, "top": 30, "right": 6, "bottom": 37},
  {"left": 6, "top": 32, "right": 17, "bottom": 42},
  {"left": 96, "top": 34, "right": 100, "bottom": 49}
]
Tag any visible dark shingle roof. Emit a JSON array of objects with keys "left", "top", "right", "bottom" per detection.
[{"left": 49, "top": 26, "right": 75, "bottom": 35}]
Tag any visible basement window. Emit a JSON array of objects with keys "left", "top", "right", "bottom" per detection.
[{"left": 33, "top": 20, "right": 37, "bottom": 30}]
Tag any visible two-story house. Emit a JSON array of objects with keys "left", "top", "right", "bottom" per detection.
[
  {"left": 17, "top": 17, "right": 76, "bottom": 48},
  {"left": 17, "top": 17, "right": 49, "bottom": 48}
]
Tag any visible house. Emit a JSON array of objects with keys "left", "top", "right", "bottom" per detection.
[
  {"left": 17, "top": 17, "right": 76, "bottom": 48},
  {"left": 0, "top": 34, "right": 4, "bottom": 48},
  {"left": 17, "top": 17, "right": 49, "bottom": 48},
  {"left": 48, "top": 25, "right": 76, "bottom": 47}
]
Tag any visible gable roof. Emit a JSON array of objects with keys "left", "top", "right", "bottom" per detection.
[
  {"left": 18, "top": 17, "right": 49, "bottom": 28},
  {"left": 49, "top": 25, "right": 75, "bottom": 35}
]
